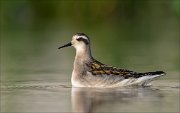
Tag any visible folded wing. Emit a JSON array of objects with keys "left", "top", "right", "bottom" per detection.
[{"left": 87, "top": 59, "right": 165, "bottom": 79}]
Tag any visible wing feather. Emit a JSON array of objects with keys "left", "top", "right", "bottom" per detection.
[{"left": 86, "top": 59, "right": 138, "bottom": 79}]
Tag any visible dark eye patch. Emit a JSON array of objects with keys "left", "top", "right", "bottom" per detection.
[{"left": 77, "top": 37, "right": 89, "bottom": 45}]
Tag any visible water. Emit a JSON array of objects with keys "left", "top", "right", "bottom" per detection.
[{"left": 1, "top": 78, "right": 179, "bottom": 112}]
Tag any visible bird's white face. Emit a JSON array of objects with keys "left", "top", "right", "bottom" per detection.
[{"left": 71, "top": 34, "right": 90, "bottom": 50}]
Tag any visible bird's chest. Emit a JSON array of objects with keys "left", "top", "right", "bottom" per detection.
[
  {"left": 72, "top": 60, "right": 90, "bottom": 78},
  {"left": 71, "top": 63, "right": 89, "bottom": 87}
]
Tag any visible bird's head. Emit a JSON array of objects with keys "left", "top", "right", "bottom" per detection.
[{"left": 58, "top": 33, "right": 90, "bottom": 51}]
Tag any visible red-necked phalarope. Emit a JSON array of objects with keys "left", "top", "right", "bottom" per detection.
[{"left": 58, "top": 33, "right": 166, "bottom": 87}]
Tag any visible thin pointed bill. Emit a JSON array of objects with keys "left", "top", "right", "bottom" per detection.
[{"left": 58, "top": 42, "right": 72, "bottom": 49}]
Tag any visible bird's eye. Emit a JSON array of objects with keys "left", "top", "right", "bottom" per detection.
[
  {"left": 76, "top": 37, "right": 89, "bottom": 45},
  {"left": 76, "top": 37, "right": 83, "bottom": 41}
]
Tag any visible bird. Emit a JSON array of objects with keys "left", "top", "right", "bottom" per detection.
[{"left": 58, "top": 33, "right": 166, "bottom": 88}]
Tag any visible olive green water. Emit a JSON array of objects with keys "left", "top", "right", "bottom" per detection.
[{"left": 1, "top": 1, "right": 180, "bottom": 113}]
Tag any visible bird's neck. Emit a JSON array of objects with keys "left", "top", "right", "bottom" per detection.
[
  {"left": 72, "top": 46, "right": 92, "bottom": 81},
  {"left": 74, "top": 46, "right": 92, "bottom": 64}
]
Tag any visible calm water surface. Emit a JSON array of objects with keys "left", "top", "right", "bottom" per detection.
[{"left": 1, "top": 74, "right": 179, "bottom": 113}]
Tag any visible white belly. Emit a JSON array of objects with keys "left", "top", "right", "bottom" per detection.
[{"left": 71, "top": 71, "right": 163, "bottom": 88}]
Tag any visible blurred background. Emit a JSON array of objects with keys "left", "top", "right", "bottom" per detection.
[{"left": 1, "top": 0, "right": 179, "bottom": 81}]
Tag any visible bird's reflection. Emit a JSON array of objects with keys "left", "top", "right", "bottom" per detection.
[{"left": 71, "top": 87, "right": 163, "bottom": 113}]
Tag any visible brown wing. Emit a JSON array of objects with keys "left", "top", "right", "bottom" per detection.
[{"left": 86, "top": 59, "right": 141, "bottom": 79}]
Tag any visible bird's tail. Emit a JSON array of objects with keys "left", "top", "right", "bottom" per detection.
[
  {"left": 135, "top": 71, "right": 166, "bottom": 86},
  {"left": 141, "top": 71, "right": 166, "bottom": 76}
]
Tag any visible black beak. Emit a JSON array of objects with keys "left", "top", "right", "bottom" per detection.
[{"left": 58, "top": 42, "right": 72, "bottom": 49}]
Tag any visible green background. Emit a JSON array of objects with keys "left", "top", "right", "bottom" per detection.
[{"left": 1, "top": 0, "right": 179, "bottom": 81}]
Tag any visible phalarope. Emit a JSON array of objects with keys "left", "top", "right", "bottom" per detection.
[{"left": 58, "top": 33, "right": 166, "bottom": 87}]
